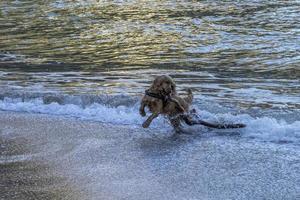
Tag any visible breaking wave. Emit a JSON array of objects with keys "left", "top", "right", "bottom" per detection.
[{"left": 0, "top": 92, "right": 299, "bottom": 145}]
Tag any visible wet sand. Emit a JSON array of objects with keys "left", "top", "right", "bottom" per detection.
[
  {"left": 1, "top": 111, "right": 300, "bottom": 200},
  {"left": 0, "top": 136, "right": 80, "bottom": 200}
]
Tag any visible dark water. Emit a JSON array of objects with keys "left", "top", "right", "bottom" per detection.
[{"left": 0, "top": 0, "right": 299, "bottom": 110}]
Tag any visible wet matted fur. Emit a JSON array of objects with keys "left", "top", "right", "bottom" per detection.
[
  {"left": 139, "top": 75, "right": 246, "bottom": 132},
  {"left": 139, "top": 75, "right": 193, "bottom": 132}
]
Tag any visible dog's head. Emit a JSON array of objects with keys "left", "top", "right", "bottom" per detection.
[{"left": 150, "top": 75, "right": 176, "bottom": 95}]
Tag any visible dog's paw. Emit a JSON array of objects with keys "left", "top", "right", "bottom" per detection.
[
  {"left": 190, "top": 108, "right": 197, "bottom": 113},
  {"left": 142, "top": 121, "right": 150, "bottom": 128},
  {"left": 139, "top": 110, "right": 146, "bottom": 117}
]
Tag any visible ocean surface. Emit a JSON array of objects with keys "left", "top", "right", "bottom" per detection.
[{"left": 0, "top": 1, "right": 299, "bottom": 142}]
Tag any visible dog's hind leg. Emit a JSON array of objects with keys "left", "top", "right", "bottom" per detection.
[
  {"left": 169, "top": 116, "right": 185, "bottom": 133},
  {"left": 180, "top": 114, "right": 198, "bottom": 126}
]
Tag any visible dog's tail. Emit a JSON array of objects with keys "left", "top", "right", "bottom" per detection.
[
  {"left": 182, "top": 115, "right": 246, "bottom": 129},
  {"left": 183, "top": 89, "right": 193, "bottom": 105}
]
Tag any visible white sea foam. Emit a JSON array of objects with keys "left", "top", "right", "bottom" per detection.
[
  {"left": 199, "top": 110, "right": 300, "bottom": 143},
  {"left": 0, "top": 97, "right": 299, "bottom": 144},
  {"left": 0, "top": 97, "right": 167, "bottom": 127},
  {"left": 232, "top": 87, "right": 300, "bottom": 104}
]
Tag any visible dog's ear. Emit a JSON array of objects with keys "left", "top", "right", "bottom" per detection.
[{"left": 170, "top": 78, "right": 176, "bottom": 94}]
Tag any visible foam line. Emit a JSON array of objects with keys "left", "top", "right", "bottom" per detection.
[{"left": 0, "top": 97, "right": 299, "bottom": 144}]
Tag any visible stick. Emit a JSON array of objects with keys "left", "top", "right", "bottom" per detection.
[{"left": 181, "top": 114, "right": 246, "bottom": 129}]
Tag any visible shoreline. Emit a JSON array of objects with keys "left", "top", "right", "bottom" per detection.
[{"left": 1, "top": 111, "right": 299, "bottom": 200}]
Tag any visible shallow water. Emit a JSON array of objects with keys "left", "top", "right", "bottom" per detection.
[{"left": 0, "top": 1, "right": 299, "bottom": 143}]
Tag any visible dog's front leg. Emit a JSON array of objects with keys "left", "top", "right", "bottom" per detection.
[
  {"left": 142, "top": 113, "right": 159, "bottom": 128},
  {"left": 139, "top": 101, "right": 146, "bottom": 117}
]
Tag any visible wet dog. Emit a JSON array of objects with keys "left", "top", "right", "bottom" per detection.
[{"left": 139, "top": 75, "right": 245, "bottom": 132}]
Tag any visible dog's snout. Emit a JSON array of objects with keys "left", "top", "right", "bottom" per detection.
[{"left": 165, "top": 84, "right": 172, "bottom": 93}]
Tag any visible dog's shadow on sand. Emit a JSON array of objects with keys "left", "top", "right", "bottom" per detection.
[
  {"left": 136, "top": 134, "right": 188, "bottom": 158},
  {"left": 136, "top": 128, "right": 204, "bottom": 157},
  {"left": 136, "top": 127, "right": 242, "bottom": 157}
]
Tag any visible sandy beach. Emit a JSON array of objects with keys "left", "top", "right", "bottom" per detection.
[{"left": 1, "top": 111, "right": 299, "bottom": 200}]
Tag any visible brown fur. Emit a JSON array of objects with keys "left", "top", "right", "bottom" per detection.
[{"left": 139, "top": 75, "right": 193, "bottom": 132}]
